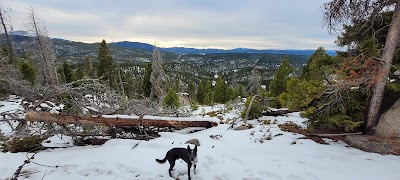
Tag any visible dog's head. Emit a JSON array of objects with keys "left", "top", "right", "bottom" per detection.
[{"left": 187, "top": 145, "right": 197, "bottom": 163}]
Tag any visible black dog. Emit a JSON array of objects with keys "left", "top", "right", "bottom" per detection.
[{"left": 156, "top": 145, "right": 198, "bottom": 179}]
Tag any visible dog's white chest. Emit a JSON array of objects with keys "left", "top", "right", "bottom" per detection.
[{"left": 192, "top": 157, "right": 198, "bottom": 165}]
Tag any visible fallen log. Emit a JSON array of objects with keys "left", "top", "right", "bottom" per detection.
[
  {"left": 24, "top": 111, "right": 219, "bottom": 128},
  {"left": 262, "top": 109, "right": 292, "bottom": 116}
]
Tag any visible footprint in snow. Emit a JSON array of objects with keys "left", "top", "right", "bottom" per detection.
[
  {"left": 258, "top": 170, "right": 283, "bottom": 180},
  {"left": 287, "top": 171, "right": 320, "bottom": 180},
  {"left": 287, "top": 174, "right": 307, "bottom": 180},
  {"left": 243, "top": 169, "right": 282, "bottom": 180},
  {"left": 220, "top": 154, "right": 246, "bottom": 166}
]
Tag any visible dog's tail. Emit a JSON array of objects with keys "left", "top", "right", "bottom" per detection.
[{"left": 155, "top": 156, "right": 167, "bottom": 164}]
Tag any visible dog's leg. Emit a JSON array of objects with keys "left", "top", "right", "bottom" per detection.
[
  {"left": 168, "top": 160, "right": 175, "bottom": 177},
  {"left": 188, "top": 164, "right": 192, "bottom": 180},
  {"left": 194, "top": 164, "right": 197, "bottom": 174}
]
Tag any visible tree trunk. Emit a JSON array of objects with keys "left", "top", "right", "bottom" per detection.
[
  {"left": 365, "top": 1, "right": 400, "bottom": 134},
  {"left": 0, "top": 9, "right": 14, "bottom": 64},
  {"left": 24, "top": 111, "right": 218, "bottom": 128}
]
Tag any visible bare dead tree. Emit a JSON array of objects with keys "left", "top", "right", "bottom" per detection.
[
  {"left": 150, "top": 45, "right": 166, "bottom": 105},
  {"left": 26, "top": 7, "right": 59, "bottom": 86},
  {"left": 56, "top": 77, "right": 123, "bottom": 115},
  {"left": 231, "top": 72, "right": 238, "bottom": 89},
  {"left": 124, "top": 95, "right": 161, "bottom": 116},
  {"left": 248, "top": 66, "right": 261, "bottom": 95},
  {"left": 0, "top": 2, "right": 14, "bottom": 64},
  {"left": 323, "top": 0, "right": 400, "bottom": 134}
]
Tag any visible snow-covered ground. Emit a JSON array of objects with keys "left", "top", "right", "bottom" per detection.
[{"left": 1, "top": 96, "right": 400, "bottom": 180}]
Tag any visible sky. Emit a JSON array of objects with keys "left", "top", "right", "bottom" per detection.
[{"left": 4, "top": 0, "right": 339, "bottom": 50}]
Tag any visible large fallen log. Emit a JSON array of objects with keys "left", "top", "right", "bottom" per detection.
[{"left": 24, "top": 111, "right": 219, "bottom": 128}]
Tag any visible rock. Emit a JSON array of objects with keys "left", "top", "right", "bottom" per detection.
[
  {"left": 185, "top": 138, "right": 200, "bottom": 146},
  {"left": 345, "top": 135, "right": 400, "bottom": 155},
  {"left": 394, "top": 69, "right": 400, "bottom": 77},
  {"left": 375, "top": 99, "right": 400, "bottom": 137},
  {"left": 234, "top": 125, "right": 250, "bottom": 130}
]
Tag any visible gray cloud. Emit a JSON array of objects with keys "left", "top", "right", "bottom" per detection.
[{"left": 6, "top": 0, "right": 338, "bottom": 50}]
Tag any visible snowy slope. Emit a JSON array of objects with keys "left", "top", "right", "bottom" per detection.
[{"left": 0, "top": 97, "right": 400, "bottom": 180}]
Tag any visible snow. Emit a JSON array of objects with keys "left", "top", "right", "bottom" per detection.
[
  {"left": 0, "top": 96, "right": 24, "bottom": 135},
  {"left": 41, "top": 134, "right": 74, "bottom": 148},
  {"left": 1, "top": 96, "right": 400, "bottom": 180}
]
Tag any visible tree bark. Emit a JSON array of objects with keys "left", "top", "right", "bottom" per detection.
[
  {"left": 24, "top": 111, "right": 218, "bottom": 128},
  {"left": 0, "top": 8, "right": 14, "bottom": 64},
  {"left": 365, "top": 1, "right": 400, "bottom": 134}
]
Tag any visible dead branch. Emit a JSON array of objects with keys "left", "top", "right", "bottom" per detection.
[
  {"left": 310, "top": 132, "right": 362, "bottom": 136},
  {"left": 10, "top": 152, "right": 38, "bottom": 180}
]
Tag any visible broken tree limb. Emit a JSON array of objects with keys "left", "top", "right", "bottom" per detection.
[
  {"left": 24, "top": 111, "right": 218, "bottom": 128},
  {"left": 262, "top": 109, "right": 293, "bottom": 116},
  {"left": 310, "top": 132, "right": 362, "bottom": 137}
]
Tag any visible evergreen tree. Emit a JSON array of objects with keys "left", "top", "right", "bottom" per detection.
[
  {"left": 226, "top": 86, "right": 236, "bottom": 101},
  {"left": 20, "top": 62, "right": 36, "bottom": 85},
  {"left": 204, "top": 80, "right": 212, "bottom": 101},
  {"left": 187, "top": 82, "right": 195, "bottom": 100},
  {"left": 162, "top": 88, "right": 180, "bottom": 109},
  {"left": 83, "top": 56, "right": 94, "bottom": 78},
  {"left": 322, "top": 0, "right": 400, "bottom": 134},
  {"left": 278, "top": 78, "right": 324, "bottom": 111},
  {"left": 204, "top": 92, "right": 213, "bottom": 105},
  {"left": 301, "top": 47, "right": 333, "bottom": 82},
  {"left": 269, "top": 56, "right": 293, "bottom": 97},
  {"left": 196, "top": 80, "right": 205, "bottom": 104},
  {"left": 213, "top": 77, "right": 227, "bottom": 103},
  {"left": 142, "top": 63, "right": 152, "bottom": 97},
  {"left": 74, "top": 68, "right": 84, "bottom": 81},
  {"left": 97, "top": 39, "right": 117, "bottom": 88},
  {"left": 237, "top": 84, "right": 244, "bottom": 97},
  {"left": 62, "top": 62, "right": 74, "bottom": 83}
]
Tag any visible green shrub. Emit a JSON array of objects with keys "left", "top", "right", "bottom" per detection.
[
  {"left": 302, "top": 90, "right": 365, "bottom": 132},
  {"left": 241, "top": 96, "right": 265, "bottom": 120},
  {"left": 278, "top": 78, "right": 324, "bottom": 111},
  {"left": 190, "top": 99, "right": 199, "bottom": 111},
  {"left": 163, "top": 88, "right": 180, "bottom": 110}
]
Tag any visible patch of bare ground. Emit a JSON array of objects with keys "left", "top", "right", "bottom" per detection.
[{"left": 277, "top": 122, "right": 400, "bottom": 155}]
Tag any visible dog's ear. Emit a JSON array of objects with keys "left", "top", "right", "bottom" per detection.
[
  {"left": 187, "top": 145, "right": 191, "bottom": 150},
  {"left": 194, "top": 145, "right": 197, "bottom": 152}
]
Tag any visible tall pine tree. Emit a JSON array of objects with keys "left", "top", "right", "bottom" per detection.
[
  {"left": 83, "top": 56, "right": 95, "bottom": 78},
  {"left": 269, "top": 56, "right": 293, "bottom": 97},
  {"left": 213, "top": 77, "right": 227, "bottom": 103},
  {"left": 97, "top": 39, "right": 117, "bottom": 88},
  {"left": 196, "top": 80, "right": 205, "bottom": 104},
  {"left": 301, "top": 47, "right": 333, "bottom": 82}
]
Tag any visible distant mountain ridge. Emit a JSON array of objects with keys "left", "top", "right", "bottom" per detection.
[
  {"left": 7, "top": 31, "right": 336, "bottom": 56},
  {"left": 111, "top": 41, "right": 337, "bottom": 56}
]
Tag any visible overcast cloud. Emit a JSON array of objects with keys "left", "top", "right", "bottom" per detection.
[{"left": 5, "top": 0, "right": 338, "bottom": 50}]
